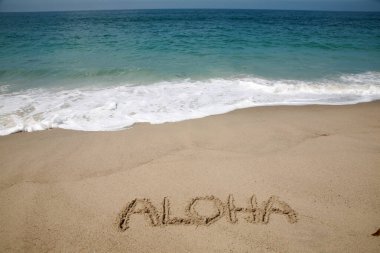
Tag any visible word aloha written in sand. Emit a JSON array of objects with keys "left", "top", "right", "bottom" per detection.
[{"left": 118, "top": 194, "right": 297, "bottom": 231}]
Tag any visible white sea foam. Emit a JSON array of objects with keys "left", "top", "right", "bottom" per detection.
[{"left": 1, "top": 72, "right": 380, "bottom": 136}]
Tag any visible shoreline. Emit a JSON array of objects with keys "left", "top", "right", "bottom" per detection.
[
  {"left": 1, "top": 100, "right": 380, "bottom": 137},
  {"left": 0, "top": 101, "right": 379, "bottom": 252}
]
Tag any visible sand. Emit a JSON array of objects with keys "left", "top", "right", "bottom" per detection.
[{"left": 0, "top": 102, "right": 379, "bottom": 252}]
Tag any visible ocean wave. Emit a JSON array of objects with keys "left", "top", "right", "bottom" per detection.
[
  {"left": 1, "top": 72, "right": 380, "bottom": 136},
  {"left": 0, "top": 84, "right": 10, "bottom": 94}
]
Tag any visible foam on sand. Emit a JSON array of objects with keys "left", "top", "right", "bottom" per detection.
[{"left": 1, "top": 72, "right": 380, "bottom": 135}]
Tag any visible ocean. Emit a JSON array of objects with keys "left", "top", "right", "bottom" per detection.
[{"left": 0, "top": 9, "right": 380, "bottom": 135}]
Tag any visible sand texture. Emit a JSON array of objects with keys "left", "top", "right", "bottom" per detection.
[{"left": 0, "top": 102, "right": 380, "bottom": 252}]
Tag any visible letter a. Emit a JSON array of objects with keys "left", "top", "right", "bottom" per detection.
[
  {"left": 118, "top": 198, "right": 160, "bottom": 231},
  {"left": 261, "top": 196, "right": 297, "bottom": 224}
]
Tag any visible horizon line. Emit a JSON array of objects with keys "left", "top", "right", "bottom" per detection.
[{"left": 1, "top": 7, "right": 380, "bottom": 14}]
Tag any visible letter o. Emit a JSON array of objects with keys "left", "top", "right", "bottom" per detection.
[{"left": 186, "top": 196, "right": 225, "bottom": 225}]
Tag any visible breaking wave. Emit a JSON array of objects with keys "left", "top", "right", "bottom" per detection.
[{"left": 1, "top": 72, "right": 380, "bottom": 136}]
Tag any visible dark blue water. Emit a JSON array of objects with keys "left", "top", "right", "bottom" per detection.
[{"left": 1, "top": 10, "right": 379, "bottom": 89}]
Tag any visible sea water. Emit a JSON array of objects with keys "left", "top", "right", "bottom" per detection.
[{"left": 0, "top": 10, "right": 380, "bottom": 135}]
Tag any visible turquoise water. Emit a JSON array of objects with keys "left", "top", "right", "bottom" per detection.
[{"left": 0, "top": 10, "right": 380, "bottom": 135}]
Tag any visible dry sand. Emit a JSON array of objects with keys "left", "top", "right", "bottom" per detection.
[{"left": 0, "top": 102, "right": 379, "bottom": 252}]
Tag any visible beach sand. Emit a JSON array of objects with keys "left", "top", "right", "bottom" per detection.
[{"left": 0, "top": 102, "right": 379, "bottom": 252}]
